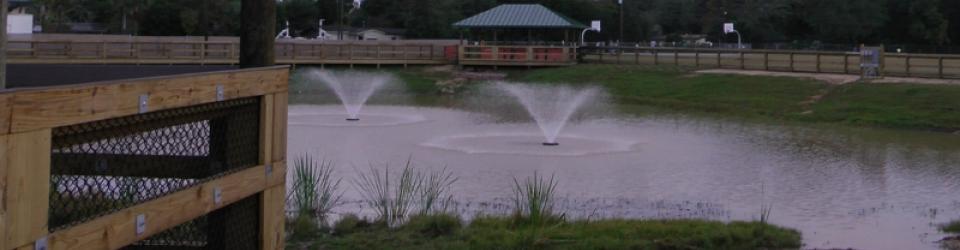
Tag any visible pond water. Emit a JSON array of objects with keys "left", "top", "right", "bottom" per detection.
[{"left": 287, "top": 75, "right": 960, "bottom": 250}]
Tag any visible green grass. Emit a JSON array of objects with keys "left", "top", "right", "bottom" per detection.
[
  {"left": 512, "top": 65, "right": 827, "bottom": 119},
  {"left": 299, "top": 215, "right": 803, "bottom": 250},
  {"left": 809, "top": 83, "right": 960, "bottom": 131},
  {"left": 510, "top": 65, "right": 960, "bottom": 132},
  {"left": 945, "top": 220, "right": 960, "bottom": 233}
]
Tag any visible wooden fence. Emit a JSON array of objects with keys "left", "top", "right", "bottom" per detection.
[
  {"left": 0, "top": 66, "right": 289, "bottom": 250},
  {"left": 581, "top": 47, "right": 960, "bottom": 79},
  {"left": 459, "top": 45, "right": 578, "bottom": 66},
  {"left": 5, "top": 40, "right": 450, "bottom": 66}
]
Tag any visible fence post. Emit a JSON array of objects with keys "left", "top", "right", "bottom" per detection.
[
  {"left": 101, "top": 42, "right": 108, "bottom": 61},
  {"left": 635, "top": 48, "right": 640, "bottom": 65},
  {"left": 674, "top": 50, "right": 679, "bottom": 66},
  {"left": 695, "top": 51, "right": 700, "bottom": 67},
  {"left": 939, "top": 57, "right": 945, "bottom": 79},
  {"left": 599, "top": 47, "right": 604, "bottom": 63},
  {"left": 816, "top": 53, "right": 821, "bottom": 73},
  {"left": 844, "top": 54, "right": 850, "bottom": 74},
  {"left": 905, "top": 55, "right": 911, "bottom": 77},
  {"left": 763, "top": 52, "right": 769, "bottom": 71},
  {"left": 789, "top": 53, "right": 795, "bottom": 72},
  {"left": 653, "top": 49, "right": 658, "bottom": 65},
  {"left": 717, "top": 51, "right": 722, "bottom": 68},
  {"left": 617, "top": 46, "right": 623, "bottom": 64},
  {"left": 739, "top": 52, "right": 745, "bottom": 69}
]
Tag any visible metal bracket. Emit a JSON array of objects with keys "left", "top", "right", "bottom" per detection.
[
  {"left": 138, "top": 94, "right": 149, "bottom": 114},
  {"left": 34, "top": 237, "right": 48, "bottom": 250},
  {"left": 265, "top": 164, "right": 273, "bottom": 177},
  {"left": 213, "top": 187, "right": 223, "bottom": 205},
  {"left": 215, "top": 85, "right": 225, "bottom": 101},
  {"left": 135, "top": 214, "right": 147, "bottom": 236}
]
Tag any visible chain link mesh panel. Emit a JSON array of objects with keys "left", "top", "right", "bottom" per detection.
[
  {"left": 49, "top": 97, "right": 262, "bottom": 231},
  {"left": 124, "top": 194, "right": 262, "bottom": 250}
]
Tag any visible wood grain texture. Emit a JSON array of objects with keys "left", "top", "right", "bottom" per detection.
[
  {"left": 4, "top": 130, "right": 52, "bottom": 249},
  {"left": 0, "top": 134, "right": 7, "bottom": 250},
  {"left": 21, "top": 162, "right": 283, "bottom": 250},
  {"left": 1, "top": 66, "right": 289, "bottom": 135},
  {"left": 261, "top": 185, "right": 285, "bottom": 250},
  {"left": 0, "top": 95, "right": 10, "bottom": 134},
  {"left": 272, "top": 92, "right": 288, "bottom": 162},
  {"left": 260, "top": 94, "right": 275, "bottom": 167}
]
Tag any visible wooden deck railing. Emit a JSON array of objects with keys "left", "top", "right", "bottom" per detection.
[
  {"left": 0, "top": 66, "right": 289, "bottom": 250},
  {"left": 6, "top": 40, "right": 451, "bottom": 66},
  {"left": 581, "top": 47, "right": 960, "bottom": 79},
  {"left": 458, "top": 45, "right": 578, "bottom": 66}
]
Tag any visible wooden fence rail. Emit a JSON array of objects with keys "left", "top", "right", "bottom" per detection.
[
  {"left": 581, "top": 47, "right": 960, "bottom": 79},
  {"left": 0, "top": 66, "right": 290, "bottom": 250},
  {"left": 6, "top": 40, "right": 450, "bottom": 66},
  {"left": 458, "top": 45, "right": 578, "bottom": 66}
]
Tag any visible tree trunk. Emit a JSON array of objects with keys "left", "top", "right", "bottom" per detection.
[
  {"left": 1, "top": 0, "right": 8, "bottom": 89},
  {"left": 240, "top": 0, "right": 276, "bottom": 68}
]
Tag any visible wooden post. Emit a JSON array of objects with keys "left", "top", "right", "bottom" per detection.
[
  {"left": 635, "top": 48, "right": 640, "bottom": 65},
  {"left": 763, "top": 52, "right": 769, "bottom": 71},
  {"left": 674, "top": 50, "right": 679, "bottom": 66},
  {"left": 240, "top": 0, "right": 277, "bottom": 68},
  {"left": 695, "top": 51, "right": 700, "bottom": 67},
  {"left": 844, "top": 54, "right": 850, "bottom": 74},
  {"left": 789, "top": 53, "right": 795, "bottom": 72},
  {"left": 905, "top": 56, "right": 911, "bottom": 77},
  {"left": 0, "top": 0, "right": 7, "bottom": 89},
  {"left": 739, "top": 52, "right": 745, "bottom": 69},
  {"left": 717, "top": 52, "right": 721, "bottom": 68},
  {"left": 653, "top": 49, "right": 658, "bottom": 65},
  {"left": 4, "top": 130, "right": 53, "bottom": 248},
  {"left": 939, "top": 57, "right": 945, "bottom": 79},
  {"left": 816, "top": 54, "right": 821, "bottom": 72}
]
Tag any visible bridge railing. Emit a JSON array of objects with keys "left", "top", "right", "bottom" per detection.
[{"left": 459, "top": 45, "right": 577, "bottom": 66}]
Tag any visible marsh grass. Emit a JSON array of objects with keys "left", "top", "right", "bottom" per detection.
[
  {"left": 512, "top": 172, "right": 563, "bottom": 225},
  {"left": 354, "top": 159, "right": 421, "bottom": 227},
  {"left": 417, "top": 167, "right": 458, "bottom": 216},
  {"left": 288, "top": 155, "right": 343, "bottom": 222}
]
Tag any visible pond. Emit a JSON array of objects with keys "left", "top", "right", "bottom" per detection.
[{"left": 287, "top": 69, "right": 960, "bottom": 250}]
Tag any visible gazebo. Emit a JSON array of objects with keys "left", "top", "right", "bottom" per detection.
[{"left": 453, "top": 4, "right": 585, "bottom": 66}]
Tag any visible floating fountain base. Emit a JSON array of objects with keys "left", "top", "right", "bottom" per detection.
[
  {"left": 346, "top": 118, "right": 360, "bottom": 121},
  {"left": 542, "top": 142, "right": 560, "bottom": 146}
]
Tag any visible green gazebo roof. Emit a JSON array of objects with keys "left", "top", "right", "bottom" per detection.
[{"left": 453, "top": 4, "right": 587, "bottom": 29}]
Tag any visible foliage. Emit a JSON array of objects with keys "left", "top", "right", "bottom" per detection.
[
  {"left": 417, "top": 167, "right": 458, "bottom": 216},
  {"left": 310, "top": 215, "right": 802, "bottom": 249},
  {"left": 354, "top": 159, "right": 422, "bottom": 227},
  {"left": 944, "top": 220, "right": 960, "bottom": 233},
  {"left": 288, "top": 154, "right": 343, "bottom": 222},
  {"left": 511, "top": 172, "right": 562, "bottom": 226},
  {"left": 28, "top": 0, "right": 960, "bottom": 45}
]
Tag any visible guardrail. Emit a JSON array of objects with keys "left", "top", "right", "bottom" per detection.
[
  {"left": 5, "top": 40, "right": 451, "bottom": 66},
  {"left": 0, "top": 66, "right": 289, "bottom": 250},
  {"left": 581, "top": 47, "right": 960, "bottom": 79}
]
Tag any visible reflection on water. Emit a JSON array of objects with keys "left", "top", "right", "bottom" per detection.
[{"left": 287, "top": 102, "right": 960, "bottom": 250}]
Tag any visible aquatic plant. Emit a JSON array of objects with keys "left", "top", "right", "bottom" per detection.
[
  {"left": 418, "top": 166, "right": 458, "bottom": 216},
  {"left": 354, "top": 159, "right": 422, "bottom": 227},
  {"left": 511, "top": 172, "right": 561, "bottom": 225},
  {"left": 288, "top": 154, "right": 343, "bottom": 222}
]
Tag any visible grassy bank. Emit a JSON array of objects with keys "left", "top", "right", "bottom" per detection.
[
  {"left": 946, "top": 220, "right": 960, "bottom": 233},
  {"left": 290, "top": 214, "right": 802, "bottom": 250},
  {"left": 286, "top": 156, "right": 802, "bottom": 249},
  {"left": 506, "top": 65, "right": 960, "bottom": 132}
]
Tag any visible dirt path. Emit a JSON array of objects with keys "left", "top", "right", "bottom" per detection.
[{"left": 695, "top": 69, "right": 960, "bottom": 85}]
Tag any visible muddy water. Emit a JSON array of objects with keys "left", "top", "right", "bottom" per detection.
[{"left": 287, "top": 104, "right": 960, "bottom": 250}]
